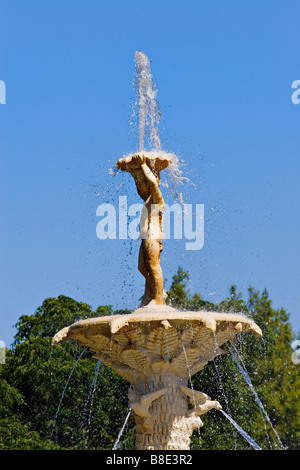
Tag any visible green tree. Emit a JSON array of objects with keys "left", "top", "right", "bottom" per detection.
[
  {"left": 1, "top": 273, "right": 299, "bottom": 450},
  {"left": 0, "top": 375, "right": 60, "bottom": 449},
  {"left": 0, "top": 295, "right": 133, "bottom": 450},
  {"left": 166, "top": 266, "right": 190, "bottom": 308}
]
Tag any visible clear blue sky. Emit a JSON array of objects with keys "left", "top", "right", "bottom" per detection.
[{"left": 1, "top": 0, "right": 299, "bottom": 347}]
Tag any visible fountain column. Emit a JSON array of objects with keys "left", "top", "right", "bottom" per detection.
[{"left": 130, "top": 376, "right": 200, "bottom": 450}]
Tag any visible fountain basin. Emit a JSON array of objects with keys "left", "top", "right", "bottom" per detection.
[
  {"left": 52, "top": 306, "right": 262, "bottom": 382},
  {"left": 52, "top": 306, "right": 262, "bottom": 450}
]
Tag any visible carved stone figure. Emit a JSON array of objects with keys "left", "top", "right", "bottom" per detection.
[{"left": 117, "top": 153, "right": 171, "bottom": 306}]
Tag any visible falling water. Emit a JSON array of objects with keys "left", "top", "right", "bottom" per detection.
[
  {"left": 213, "top": 360, "right": 230, "bottom": 413},
  {"left": 112, "top": 410, "right": 132, "bottom": 450},
  {"left": 230, "top": 347, "right": 284, "bottom": 449},
  {"left": 49, "top": 349, "right": 85, "bottom": 441},
  {"left": 181, "top": 343, "right": 197, "bottom": 407},
  {"left": 220, "top": 410, "right": 262, "bottom": 450},
  {"left": 213, "top": 359, "right": 237, "bottom": 449},
  {"left": 134, "top": 51, "right": 161, "bottom": 151},
  {"left": 86, "top": 359, "right": 102, "bottom": 428},
  {"left": 78, "top": 359, "right": 102, "bottom": 447},
  {"left": 231, "top": 345, "right": 273, "bottom": 449},
  {"left": 181, "top": 342, "right": 202, "bottom": 440}
]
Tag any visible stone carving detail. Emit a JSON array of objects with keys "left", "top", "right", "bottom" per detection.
[{"left": 128, "top": 382, "right": 221, "bottom": 450}]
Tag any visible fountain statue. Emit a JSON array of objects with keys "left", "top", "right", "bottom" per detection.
[
  {"left": 52, "top": 51, "right": 262, "bottom": 450},
  {"left": 116, "top": 152, "right": 170, "bottom": 306}
]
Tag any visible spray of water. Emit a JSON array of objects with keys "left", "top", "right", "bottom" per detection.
[
  {"left": 230, "top": 346, "right": 284, "bottom": 449},
  {"left": 220, "top": 410, "right": 262, "bottom": 450},
  {"left": 213, "top": 359, "right": 237, "bottom": 449},
  {"left": 134, "top": 51, "right": 161, "bottom": 151},
  {"left": 182, "top": 342, "right": 261, "bottom": 449},
  {"left": 110, "top": 51, "right": 193, "bottom": 206},
  {"left": 49, "top": 349, "right": 85, "bottom": 441},
  {"left": 78, "top": 359, "right": 102, "bottom": 448},
  {"left": 86, "top": 360, "right": 102, "bottom": 427},
  {"left": 181, "top": 342, "right": 203, "bottom": 442},
  {"left": 181, "top": 343, "right": 198, "bottom": 408},
  {"left": 112, "top": 410, "right": 132, "bottom": 450}
]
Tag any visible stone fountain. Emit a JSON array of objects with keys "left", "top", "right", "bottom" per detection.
[{"left": 52, "top": 52, "right": 262, "bottom": 450}]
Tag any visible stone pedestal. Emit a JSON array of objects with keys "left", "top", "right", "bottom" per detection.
[{"left": 131, "top": 375, "right": 205, "bottom": 450}]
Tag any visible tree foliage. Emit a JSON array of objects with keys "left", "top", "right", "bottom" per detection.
[{"left": 1, "top": 275, "right": 299, "bottom": 450}]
